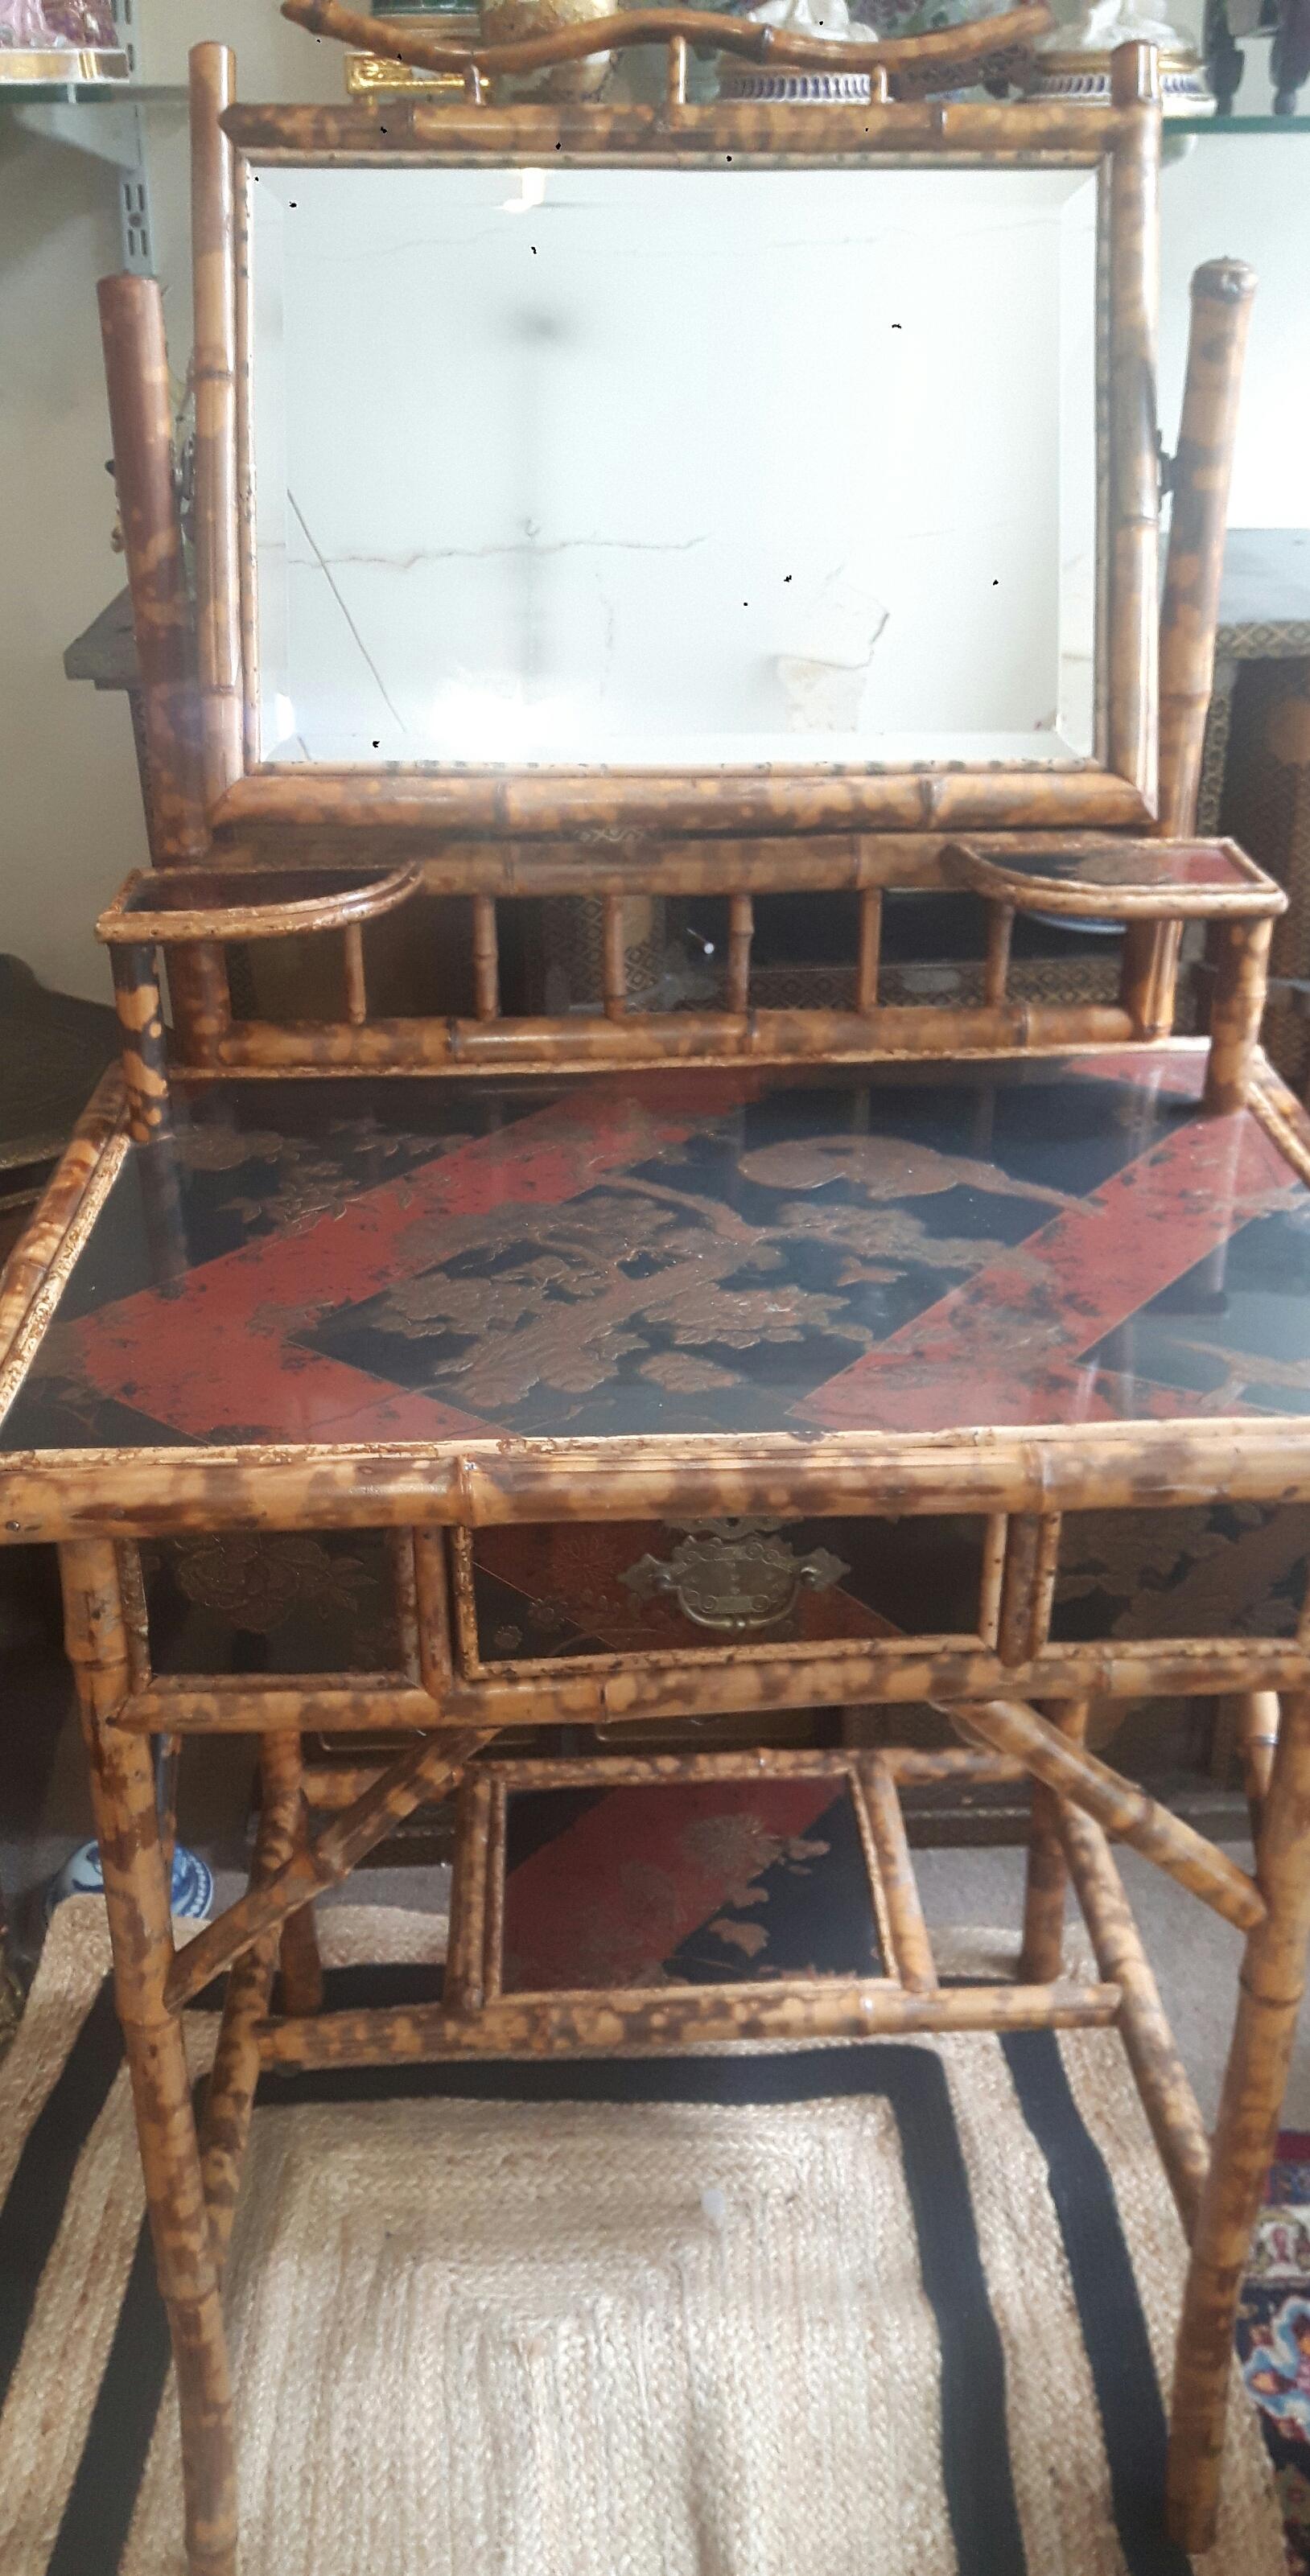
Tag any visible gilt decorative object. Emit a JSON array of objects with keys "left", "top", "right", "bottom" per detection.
[
  {"left": 478, "top": 0, "right": 618, "bottom": 93},
  {"left": 719, "top": 0, "right": 873, "bottom": 100},
  {"left": 1031, "top": 0, "right": 1213, "bottom": 109},
  {"left": 0, "top": 0, "right": 127, "bottom": 77}
]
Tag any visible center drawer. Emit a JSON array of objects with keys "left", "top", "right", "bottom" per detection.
[{"left": 449, "top": 1514, "right": 995, "bottom": 1675}]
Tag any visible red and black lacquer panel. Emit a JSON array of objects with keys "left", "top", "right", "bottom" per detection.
[{"left": 6, "top": 1047, "right": 1310, "bottom": 1452}]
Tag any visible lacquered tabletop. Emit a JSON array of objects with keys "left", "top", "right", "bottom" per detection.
[{"left": 5, "top": 1047, "right": 1310, "bottom": 1454}]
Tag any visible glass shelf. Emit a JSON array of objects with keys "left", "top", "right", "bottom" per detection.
[
  {"left": 1172, "top": 113, "right": 1310, "bottom": 132},
  {"left": 0, "top": 80, "right": 184, "bottom": 106}
]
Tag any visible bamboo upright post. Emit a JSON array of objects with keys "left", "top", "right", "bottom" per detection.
[
  {"left": 1157, "top": 259, "right": 1256, "bottom": 839},
  {"left": 192, "top": 43, "right": 244, "bottom": 811},
  {"left": 1169, "top": 1692, "right": 1310, "bottom": 2552},
  {"left": 1019, "top": 1701, "right": 1090, "bottom": 1983},
  {"left": 1124, "top": 257, "right": 1256, "bottom": 1048},
  {"left": 263, "top": 1730, "right": 325, "bottom": 2015},
  {"left": 60, "top": 1540, "right": 237, "bottom": 2576},
  {"left": 109, "top": 944, "right": 172, "bottom": 1142},
  {"left": 1238, "top": 1689, "right": 1280, "bottom": 1840},
  {"left": 97, "top": 275, "right": 230, "bottom": 1059}
]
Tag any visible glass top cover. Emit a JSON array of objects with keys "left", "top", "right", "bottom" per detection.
[
  {"left": 248, "top": 164, "right": 1098, "bottom": 772},
  {"left": 6, "top": 1051, "right": 1310, "bottom": 1454}
]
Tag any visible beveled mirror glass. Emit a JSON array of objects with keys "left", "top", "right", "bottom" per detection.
[{"left": 246, "top": 163, "right": 1099, "bottom": 774}]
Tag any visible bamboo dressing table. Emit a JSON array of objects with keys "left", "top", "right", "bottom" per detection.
[{"left": 4, "top": 15, "right": 1308, "bottom": 2567}]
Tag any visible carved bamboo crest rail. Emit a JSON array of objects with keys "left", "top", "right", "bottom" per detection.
[{"left": 2, "top": 22, "right": 1304, "bottom": 2574}]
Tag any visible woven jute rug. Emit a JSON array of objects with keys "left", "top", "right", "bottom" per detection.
[{"left": 0, "top": 1901, "right": 1285, "bottom": 2576}]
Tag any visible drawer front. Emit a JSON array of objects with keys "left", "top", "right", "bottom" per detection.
[{"left": 453, "top": 1515, "right": 994, "bottom": 1673}]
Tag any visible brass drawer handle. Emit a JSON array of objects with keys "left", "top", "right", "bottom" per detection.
[{"left": 620, "top": 1519, "right": 848, "bottom": 1635}]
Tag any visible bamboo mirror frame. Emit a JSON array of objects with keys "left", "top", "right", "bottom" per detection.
[{"left": 196, "top": 44, "right": 1163, "bottom": 842}]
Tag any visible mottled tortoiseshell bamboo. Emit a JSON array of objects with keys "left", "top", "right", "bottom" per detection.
[
  {"left": 97, "top": 274, "right": 230, "bottom": 1061},
  {"left": 1169, "top": 1693, "right": 1310, "bottom": 2552},
  {"left": 1059, "top": 1800, "right": 1209, "bottom": 2233},
  {"left": 1019, "top": 1701, "right": 1090, "bottom": 1984}
]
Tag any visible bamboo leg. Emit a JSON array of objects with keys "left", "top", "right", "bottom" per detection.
[
  {"left": 1058, "top": 1803, "right": 1209, "bottom": 2236},
  {"left": 1238, "top": 1689, "right": 1280, "bottom": 1844},
  {"left": 60, "top": 1539, "right": 236, "bottom": 2576},
  {"left": 1168, "top": 1690, "right": 1310, "bottom": 2553},
  {"left": 263, "top": 1731, "right": 324, "bottom": 2014},
  {"left": 1019, "top": 1701, "right": 1090, "bottom": 1984},
  {"left": 200, "top": 1730, "right": 308, "bottom": 2269}
]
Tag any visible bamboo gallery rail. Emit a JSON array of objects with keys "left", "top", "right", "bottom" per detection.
[{"left": 8, "top": 27, "right": 1306, "bottom": 2576}]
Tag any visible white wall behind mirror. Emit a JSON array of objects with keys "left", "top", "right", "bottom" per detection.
[{"left": 247, "top": 163, "right": 1099, "bottom": 772}]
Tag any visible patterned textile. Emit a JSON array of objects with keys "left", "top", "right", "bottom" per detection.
[
  {"left": 0, "top": 1896, "right": 1285, "bottom": 2576},
  {"left": 1240, "top": 2133, "right": 1310, "bottom": 2572}
]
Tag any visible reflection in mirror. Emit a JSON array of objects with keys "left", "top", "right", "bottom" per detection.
[{"left": 248, "top": 164, "right": 1098, "bottom": 772}]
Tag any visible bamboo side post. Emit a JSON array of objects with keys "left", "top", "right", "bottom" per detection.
[
  {"left": 1157, "top": 258, "right": 1256, "bottom": 839},
  {"left": 983, "top": 903, "right": 1014, "bottom": 1009},
  {"left": 265, "top": 1730, "right": 324, "bottom": 2015},
  {"left": 342, "top": 924, "right": 368, "bottom": 1027},
  {"left": 1169, "top": 1693, "right": 1310, "bottom": 2553},
  {"left": 856, "top": 888, "right": 882, "bottom": 1013},
  {"left": 1019, "top": 1700, "right": 1090, "bottom": 1984},
  {"left": 1058, "top": 1802, "right": 1210, "bottom": 2235},
  {"left": 1127, "top": 257, "right": 1255, "bottom": 1055},
  {"left": 855, "top": 1758, "right": 937, "bottom": 1993},
  {"left": 444, "top": 1770, "right": 494, "bottom": 2014},
  {"left": 199, "top": 1731, "right": 309, "bottom": 2265},
  {"left": 1204, "top": 916, "right": 1274, "bottom": 1113},
  {"left": 1106, "top": 42, "right": 1161, "bottom": 815},
  {"left": 60, "top": 1539, "right": 236, "bottom": 2576},
  {"left": 997, "top": 1513, "right": 1061, "bottom": 1668},
  {"left": 727, "top": 895, "right": 753, "bottom": 1016},
  {"left": 1238, "top": 1689, "right": 1280, "bottom": 1841},
  {"left": 110, "top": 944, "right": 172, "bottom": 1142},
  {"left": 97, "top": 273, "right": 229, "bottom": 1061},
  {"left": 192, "top": 43, "right": 244, "bottom": 810},
  {"left": 1120, "top": 916, "right": 1181, "bottom": 1041},
  {"left": 472, "top": 895, "right": 500, "bottom": 1021}
]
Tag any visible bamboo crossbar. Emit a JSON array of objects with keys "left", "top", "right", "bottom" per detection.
[
  {"left": 18, "top": 1409, "right": 1310, "bottom": 1546},
  {"left": 114, "top": 1635, "right": 1310, "bottom": 1734},
  {"left": 257, "top": 1975, "right": 1122, "bottom": 2068},
  {"left": 939, "top": 1695, "right": 1265, "bottom": 1931},
  {"left": 165, "top": 1729, "right": 491, "bottom": 2009},
  {"left": 300, "top": 1746, "right": 1028, "bottom": 1806},
  {"left": 1058, "top": 1802, "right": 1210, "bottom": 2235},
  {"left": 97, "top": 862, "right": 422, "bottom": 945},
  {"left": 204, "top": 1001, "right": 1139, "bottom": 1075}
]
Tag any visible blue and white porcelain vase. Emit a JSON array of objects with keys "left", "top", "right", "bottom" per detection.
[{"left": 47, "top": 1841, "right": 214, "bottom": 1922}]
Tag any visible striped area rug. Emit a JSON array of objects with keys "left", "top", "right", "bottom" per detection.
[{"left": 0, "top": 1900, "right": 1283, "bottom": 2576}]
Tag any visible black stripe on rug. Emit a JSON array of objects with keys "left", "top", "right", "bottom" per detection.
[
  {"left": 44, "top": 2215, "right": 167, "bottom": 2576},
  {"left": 1003, "top": 2031, "right": 1192, "bottom": 2576},
  {"left": 0, "top": 1973, "right": 123, "bottom": 2409}
]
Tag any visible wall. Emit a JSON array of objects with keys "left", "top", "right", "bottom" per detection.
[
  {"left": 0, "top": 2, "right": 338, "bottom": 1007},
  {"left": 0, "top": 10, "right": 1307, "bottom": 1002}
]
